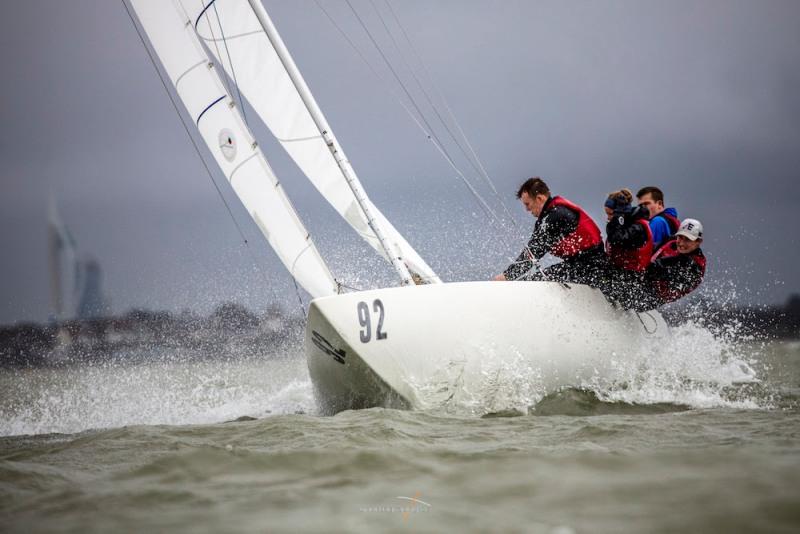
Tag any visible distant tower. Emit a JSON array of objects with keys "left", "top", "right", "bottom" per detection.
[
  {"left": 77, "top": 258, "right": 109, "bottom": 319},
  {"left": 48, "top": 192, "right": 109, "bottom": 321},
  {"left": 47, "top": 192, "right": 79, "bottom": 322}
]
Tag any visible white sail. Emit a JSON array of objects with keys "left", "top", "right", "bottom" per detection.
[
  {"left": 188, "top": 0, "right": 441, "bottom": 284},
  {"left": 129, "top": 0, "right": 338, "bottom": 298}
]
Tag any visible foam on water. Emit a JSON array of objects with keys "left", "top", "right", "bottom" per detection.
[
  {"left": 584, "top": 321, "right": 763, "bottom": 410},
  {"left": 0, "top": 314, "right": 777, "bottom": 437},
  {"left": 412, "top": 319, "right": 767, "bottom": 416},
  {"left": 0, "top": 356, "right": 318, "bottom": 437}
]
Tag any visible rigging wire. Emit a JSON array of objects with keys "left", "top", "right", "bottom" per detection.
[
  {"left": 122, "top": 0, "right": 308, "bottom": 317},
  {"left": 381, "top": 0, "right": 518, "bottom": 229},
  {"left": 370, "top": 1, "right": 508, "bottom": 216},
  {"left": 335, "top": 0, "right": 507, "bottom": 232},
  {"left": 210, "top": 0, "right": 250, "bottom": 126},
  {"left": 370, "top": 0, "right": 487, "bottom": 191},
  {"left": 192, "top": 1, "right": 235, "bottom": 110},
  {"left": 189, "top": 0, "right": 250, "bottom": 126}
]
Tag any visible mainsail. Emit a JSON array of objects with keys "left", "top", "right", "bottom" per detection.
[
  {"left": 188, "top": 0, "right": 441, "bottom": 284},
  {"left": 128, "top": 0, "right": 338, "bottom": 298}
]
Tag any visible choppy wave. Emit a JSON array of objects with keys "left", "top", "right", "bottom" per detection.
[{"left": 1, "top": 319, "right": 794, "bottom": 437}]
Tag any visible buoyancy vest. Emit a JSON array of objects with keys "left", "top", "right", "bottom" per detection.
[
  {"left": 608, "top": 218, "right": 653, "bottom": 272},
  {"left": 547, "top": 196, "right": 603, "bottom": 258},
  {"left": 650, "top": 239, "right": 707, "bottom": 303},
  {"left": 655, "top": 211, "right": 681, "bottom": 236}
]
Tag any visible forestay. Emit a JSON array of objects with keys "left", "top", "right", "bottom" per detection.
[
  {"left": 188, "top": 0, "right": 441, "bottom": 284},
  {"left": 129, "top": 0, "right": 338, "bottom": 298}
]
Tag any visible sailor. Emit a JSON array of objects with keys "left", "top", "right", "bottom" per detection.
[
  {"left": 494, "top": 177, "right": 607, "bottom": 287},
  {"left": 640, "top": 218, "right": 707, "bottom": 309},
  {"left": 604, "top": 188, "right": 654, "bottom": 309},
  {"left": 636, "top": 186, "right": 680, "bottom": 249}
]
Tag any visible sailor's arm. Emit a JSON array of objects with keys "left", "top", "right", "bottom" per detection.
[
  {"left": 497, "top": 207, "right": 577, "bottom": 281},
  {"left": 606, "top": 208, "right": 648, "bottom": 249},
  {"left": 501, "top": 245, "right": 537, "bottom": 281}
]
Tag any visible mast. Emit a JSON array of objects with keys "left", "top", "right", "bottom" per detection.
[{"left": 246, "top": 0, "right": 414, "bottom": 287}]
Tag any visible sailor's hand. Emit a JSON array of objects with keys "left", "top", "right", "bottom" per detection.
[{"left": 493, "top": 274, "right": 507, "bottom": 281}]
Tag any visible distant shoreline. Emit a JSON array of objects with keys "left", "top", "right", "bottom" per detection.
[{"left": 1, "top": 296, "right": 798, "bottom": 369}]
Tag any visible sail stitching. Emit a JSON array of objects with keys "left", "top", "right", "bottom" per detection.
[
  {"left": 275, "top": 134, "right": 324, "bottom": 143},
  {"left": 290, "top": 243, "right": 315, "bottom": 281},
  {"left": 196, "top": 29, "right": 262, "bottom": 43},
  {"left": 227, "top": 152, "right": 258, "bottom": 185},
  {"left": 174, "top": 59, "right": 207, "bottom": 89}
]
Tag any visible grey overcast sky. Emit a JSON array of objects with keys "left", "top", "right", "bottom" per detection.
[{"left": 1, "top": 0, "right": 799, "bottom": 324}]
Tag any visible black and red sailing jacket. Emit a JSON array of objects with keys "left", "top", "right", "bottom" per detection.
[
  {"left": 607, "top": 218, "right": 653, "bottom": 272},
  {"left": 648, "top": 239, "right": 706, "bottom": 303},
  {"left": 547, "top": 196, "right": 603, "bottom": 258}
]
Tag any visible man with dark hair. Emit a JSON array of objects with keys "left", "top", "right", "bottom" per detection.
[
  {"left": 494, "top": 177, "right": 607, "bottom": 288},
  {"left": 636, "top": 186, "right": 680, "bottom": 249}
]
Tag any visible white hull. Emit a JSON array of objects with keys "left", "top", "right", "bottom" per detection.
[{"left": 305, "top": 281, "right": 668, "bottom": 415}]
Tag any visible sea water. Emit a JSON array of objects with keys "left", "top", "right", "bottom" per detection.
[{"left": 1, "top": 327, "right": 798, "bottom": 533}]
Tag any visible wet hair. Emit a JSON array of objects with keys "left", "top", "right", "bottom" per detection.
[
  {"left": 636, "top": 186, "right": 664, "bottom": 203},
  {"left": 516, "top": 177, "right": 550, "bottom": 199},
  {"left": 607, "top": 188, "right": 633, "bottom": 204}
]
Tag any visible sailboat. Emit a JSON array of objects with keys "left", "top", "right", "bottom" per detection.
[{"left": 126, "top": 0, "right": 668, "bottom": 415}]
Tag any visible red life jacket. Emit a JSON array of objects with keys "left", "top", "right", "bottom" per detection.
[
  {"left": 608, "top": 219, "right": 653, "bottom": 272},
  {"left": 650, "top": 239, "right": 707, "bottom": 303},
  {"left": 547, "top": 196, "right": 603, "bottom": 258}
]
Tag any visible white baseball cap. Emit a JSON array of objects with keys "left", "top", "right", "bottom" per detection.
[{"left": 675, "top": 218, "right": 703, "bottom": 241}]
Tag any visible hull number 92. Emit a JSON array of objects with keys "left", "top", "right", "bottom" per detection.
[{"left": 357, "top": 299, "right": 387, "bottom": 343}]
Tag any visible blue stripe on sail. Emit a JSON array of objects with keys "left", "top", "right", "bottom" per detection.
[
  {"left": 196, "top": 95, "right": 225, "bottom": 126},
  {"left": 194, "top": 0, "right": 218, "bottom": 29}
]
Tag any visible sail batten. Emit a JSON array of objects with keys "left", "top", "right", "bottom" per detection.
[{"left": 128, "top": 0, "right": 338, "bottom": 299}]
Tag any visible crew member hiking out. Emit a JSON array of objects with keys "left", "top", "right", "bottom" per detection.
[
  {"left": 636, "top": 186, "right": 680, "bottom": 249},
  {"left": 494, "top": 177, "right": 607, "bottom": 288},
  {"left": 640, "top": 218, "right": 707, "bottom": 310},
  {"left": 604, "top": 188, "right": 654, "bottom": 309}
]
